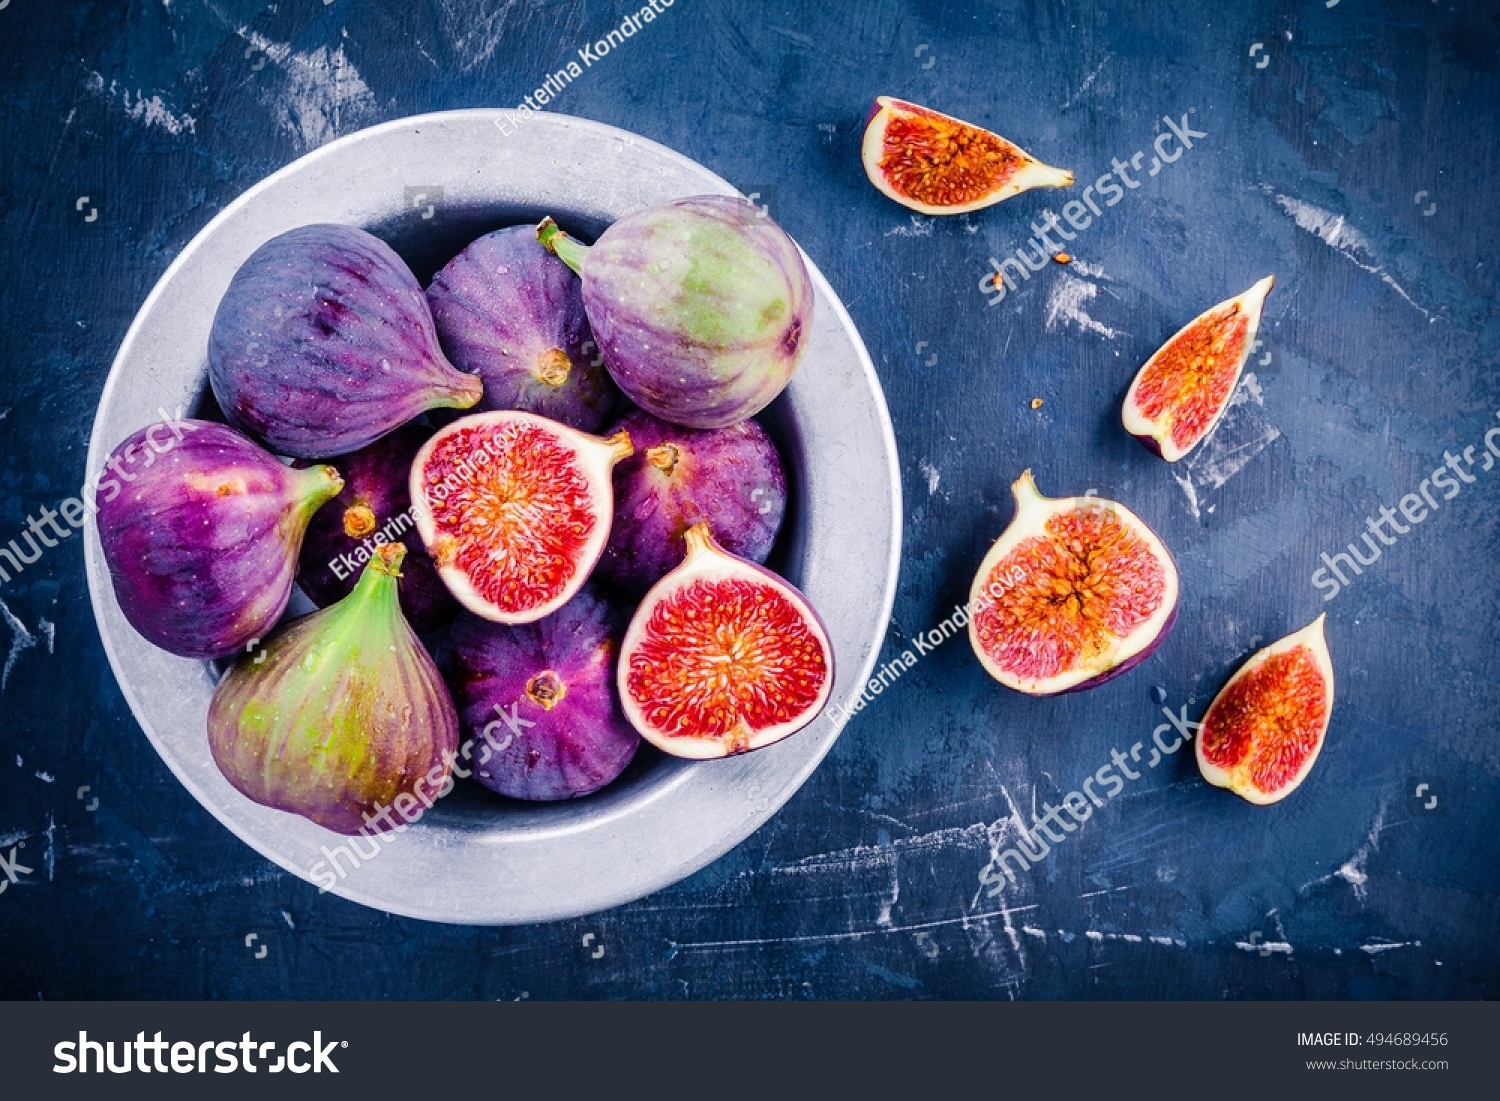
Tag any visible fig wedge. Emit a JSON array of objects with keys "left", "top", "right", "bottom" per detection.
[
  {"left": 1123, "top": 276, "right": 1275, "bottom": 462},
  {"left": 1197, "top": 615, "right": 1334, "bottom": 805},
  {"left": 861, "top": 96, "right": 1074, "bottom": 216}
]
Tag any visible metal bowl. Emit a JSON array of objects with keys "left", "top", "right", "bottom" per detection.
[{"left": 83, "top": 110, "right": 901, "bottom": 925}]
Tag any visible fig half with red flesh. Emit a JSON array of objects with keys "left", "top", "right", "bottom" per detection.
[
  {"left": 409, "top": 411, "right": 632, "bottom": 625},
  {"left": 618, "top": 522, "right": 833, "bottom": 759},
  {"left": 1197, "top": 615, "right": 1334, "bottom": 805},
  {"left": 861, "top": 96, "right": 1074, "bottom": 216},
  {"left": 968, "top": 472, "right": 1179, "bottom": 695},
  {"left": 1122, "top": 275, "right": 1275, "bottom": 462}
]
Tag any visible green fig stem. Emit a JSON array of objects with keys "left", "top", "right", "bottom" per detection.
[
  {"left": 371, "top": 541, "right": 407, "bottom": 578},
  {"left": 288, "top": 464, "right": 344, "bottom": 531},
  {"left": 537, "top": 217, "right": 588, "bottom": 276},
  {"left": 435, "top": 368, "right": 485, "bottom": 410}
]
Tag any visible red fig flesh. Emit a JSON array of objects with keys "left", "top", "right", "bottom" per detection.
[
  {"left": 968, "top": 473, "right": 1178, "bottom": 695},
  {"left": 861, "top": 96, "right": 1073, "bottom": 216},
  {"left": 409, "top": 411, "right": 632, "bottom": 624},
  {"left": 618, "top": 523, "right": 833, "bottom": 758},
  {"left": 1122, "top": 276, "right": 1275, "bottom": 462},
  {"left": 1197, "top": 615, "right": 1334, "bottom": 805}
]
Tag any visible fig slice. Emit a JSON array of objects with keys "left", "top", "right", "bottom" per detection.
[
  {"left": 1122, "top": 275, "right": 1275, "bottom": 462},
  {"left": 409, "top": 411, "right": 633, "bottom": 625},
  {"left": 618, "top": 522, "right": 833, "bottom": 759},
  {"left": 861, "top": 96, "right": 1074, "bottom": 216},
  {"left": 1196, "top": 615, "right": 1334, "bottom": 805},
  {"left": 967, "top": 472, "right": 1179, "bottom": 696}
]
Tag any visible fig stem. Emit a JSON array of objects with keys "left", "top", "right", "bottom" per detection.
[
  {"left": 525, "top": 670, "right": 568, "bottom": 711},
  {"left": 535, "top": 348, "right": 572, "bottom": 388},
  {"left": 371, "top": 541, "right": 407, "bottom": 578},
  {"left": 435, "top": 368, "right": 485, "bottom": 410},
  {"left": 646, "top": 443, "right": 681, "bottom": 475},
  {"left": 683, "top": 521, "right": 717, "bottom": 558},
  {"left": 343, "top": 503, "right": 378, "bottom": 539},
  {"left": 603, "top": 428, "right": 634, "bottom": 463},
  {"left": 536, "top": 217, "right": 588, "bottom": 276},
  {"left": 287, "top": 464, "right": 344, "bottom": 534}
]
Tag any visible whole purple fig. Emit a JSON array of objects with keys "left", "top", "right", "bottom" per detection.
[
  {"left": 209, "top": 224, "right": 484, "bottom": 459},
  {"left": 538, "top": 196, "right": 813, "bottom": 429},
  {"left": 97, "top": 420, "right": 342, "bottom": 660},
  {"left": 427, "top": 226, "right": 619, "bottom": 432},
  {"left": 596, "top": 409, "right": 787, "bottom": 598},
  {"left": 296, "top": 424, "right": 458, "bottom": 634},
  {"left": 209, "top": 543, "right": 460, "bottom": 835},
  {"left": 445, "top": 585, "right": 640, "bottom": 801}
]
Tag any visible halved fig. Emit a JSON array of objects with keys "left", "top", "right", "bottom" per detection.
[
  {"left": 1122, "top": 275, "right": 1275, "bottom": 462},
  {"left": 968, "top": 472, "right": 1178, "bottom": 695},
  {"left": 409, "top": 411, "right": 632, "bottom": 624},
  {"left": 861, "top": 96, "right": 1074, "bottom": 216},
  {"left": 1196, "top": 615, "right": 1334, "bottom": 805},
  {"left": 618, "top": 522, "right": 833, "bottom": 759}
]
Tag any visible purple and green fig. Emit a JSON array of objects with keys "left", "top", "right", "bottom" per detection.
[
  {"left": 596, "top": 409, "right": 787, "bottom": 598},
  {"left": 444, "top": 585, "right": 640, "bottom": 801},
  {"left": 426, "top": 226, "right": 619, "bottom": 432},
  {"left": 97, "top": 420, "right": 342, "bottom": 661},
  {"left": 537, "top": 196, "right": 813, "bottom": 429},
  {"left": 296, "top": 424, "right": 458, "bottom": 634},
  {"left": 208, "top": 224, "right": 483, "bottom": 459},
  {"left": 209, "top": 543, "right": 460, "bottom": 834}
]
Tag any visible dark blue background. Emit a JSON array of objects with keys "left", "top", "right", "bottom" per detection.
[{"left": 1, "top": 0, "right": 1496, "bottom": 999}]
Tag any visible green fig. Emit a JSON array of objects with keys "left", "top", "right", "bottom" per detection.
[{"left": 208, "top": 543, "right": 460, "bottom": 835}]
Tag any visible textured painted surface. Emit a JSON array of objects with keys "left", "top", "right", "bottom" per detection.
[{"left": 1, "top": 0, "right": 1497, "bottom": 998}]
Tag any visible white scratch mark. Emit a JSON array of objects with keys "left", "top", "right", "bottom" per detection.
[
  {"left": 875, "top": 865, "right": 900, "bottom": 929},
  {"left": 1062, "top": 57, "right": 1109, "bottom": 111},
  {"left": 1021, "top": 925, "right": 1047, "bottom": 939},
  {"left": 1229, "top": 372, "right": 1265, "bottom": 409},
  {"left": 1361, "top": 940, "right": 1421, "bottom": 955},
  {"left": 282, "top": 910, "right": 296, "bottom": 929},
  {"left": 1045, "top": 274, "right": 1118, "bottom": 339},
  {"left": 0, "top": 829, "right": 30, "bottom": 848},
  {"left": 1236, "top": 938, "right": 1293, "bottom": 955},
  {"left": 1266, "top": 189, "right": 1433, "bottom": 320},
  {"left": 0, "top": 598, "right": 38, "bottom": 691},
  {"left": 1302, "top": 804, "right": 1387, "bottom": 902},
  {"left": 1068, "top": 258, "right": 1109, "bottom": 279},
  {"left": 34, "top": 771, "right": 53, "bottom": 783},
  {"left": 884, "top": 215, "right": 934, "bottom": 238},
  {"left": 432, "top": 0, "right": 520, "bottom": 71},
  {"left": 85, "top": 73, "right": 197, "bottom": 135},
  {"left": 238, "top": 34, "right": 378, "bottom": 151},
  {"left": 918, "top": 459, "right": 940, "bottom": 496},
  {"left": 44, "top": 813, "right": 56, "bottom": 882}
]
